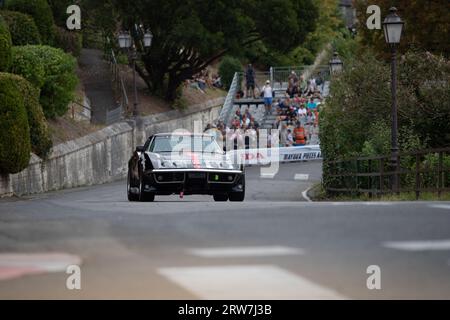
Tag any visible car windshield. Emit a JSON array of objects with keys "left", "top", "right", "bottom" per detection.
[{"left": 150, "top": 135, "right": 223, "bottom": 153}]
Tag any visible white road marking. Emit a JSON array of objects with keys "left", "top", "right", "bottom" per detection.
[
  {"left": 0, "top": 253, "right": 81, "bottom": 281},
  {"left": 301, "top": 187, "right": 312, "bottom": 202},
  {"left": 158, "top": 265, "right": 346, "bottom": 300},
  {"left": 383, "top": 240, "right": 450, "bottom": 251},
  {"left": 187, "top": 246, "right": 304, "bottom": 258},
  {"left": 260, "top": 172, "right": 276, "bottom": 179},
  {"left": 429, "top": 204, "right": 450, "bottom": 210},
  {"left": 294, "top": 174, "right": 309, "bottom": 181},
  {"left": 363, "top": 202, "right": 394, "bottom": 206}
]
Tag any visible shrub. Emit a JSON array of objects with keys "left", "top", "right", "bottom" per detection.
[
  {"left": 0, "top": 10, "right": 41, "bottom": 45},
  {"left": 54, "top": 26, "right": 82, "bottom": 57},
  {"left": 218, "top": 56, "right": 243, "bottom": 90},
  {"left": 5, "top": 0, "right": 55, "bottom": 45},
  {"left": 0, "top": 15, "right": 12, "bottom": 71},
  {"left": 0, "top": 72, "right": 31, "bottom": 174},
  {"left": 1, "top": 73, "right": 52, "bottom": 158},
  {"left": 11, "top": 45, "right": 78, "bottom": 118}
]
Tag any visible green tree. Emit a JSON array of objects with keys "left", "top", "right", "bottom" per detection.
[
  {"left": 0, "top": 73, "right": 31, "bottom": 174},
  {"left": 11, "top": 45, "right": 78, "bottom": 118},
  {"left": 0, "top": 15, "right": 12, "bottom": 71},
  {"left": 3, "top": 73, "right": 52, "bottom": 158},
  {"left": 218, "top": 56, "right": 243, "bottom": 90},
  {"left": 0, "top": 10, "right": 41, "bottom": 45},
  {"left": 5, "top": 0, "right": 56, "bottom": 45},
  {"left": 354, "top": 0, "right": 450, "bottom": 58},
  {"left": 112, "top": 0, "right": 319, "bottom": 101}
]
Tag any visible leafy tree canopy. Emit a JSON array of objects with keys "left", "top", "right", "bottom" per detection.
[
  {"left": 354, "top": 0, "right": 450, "bottom": 58},
  {"left": 112, "top": 0, "right": 319, "bottom": 101}
]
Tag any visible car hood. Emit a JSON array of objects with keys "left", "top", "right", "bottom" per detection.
[{"left": 146, "top": 151, "right": 239, "bottom": 170}]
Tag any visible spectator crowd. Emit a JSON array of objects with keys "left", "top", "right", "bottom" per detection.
[{"left": 205, "top": 69, "right": 325, "bottom": 150}]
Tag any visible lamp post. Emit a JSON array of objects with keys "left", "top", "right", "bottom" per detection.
[
  {"left": 118, "top": 29, "right": 153, "bottom": 116},
  {"left": 383, "top": 7, "right": 404, "bottom": 192},
  {"left": 329, "top": 51, "right": 343, "bottom": 75}
]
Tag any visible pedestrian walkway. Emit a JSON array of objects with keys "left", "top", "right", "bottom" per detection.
[{"left": 78, "top": 49, "right": 119, "bottom": 124}]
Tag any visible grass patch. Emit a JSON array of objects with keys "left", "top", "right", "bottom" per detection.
[{"left": 310, "top": 183, "right": 450, "bottom": 202}]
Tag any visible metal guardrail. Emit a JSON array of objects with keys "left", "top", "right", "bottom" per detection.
[
  {"left": 110, "top": 49, "right": 129, "bottom": 110},
  {"left": 219, "top": 72, "right": 240, "bottom": 126},
  {"left": 324, "top": 147, "right": 450, "bottom": 199}
]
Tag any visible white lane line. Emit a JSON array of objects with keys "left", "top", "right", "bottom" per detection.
[
  {"left": 429, "top": 204, "right": 450, "bottom": 210},
  {"left": 383, "top": 240, "right": 450, "bottom": 251},
  {"left": 301, "top": 187, "right": 312, "bottom": 202},
  {"left": 158, "top": 265, "right": 346, "bottom": 300},
  {"left": 294, "top": 174, "right": 309, "bottom": 181},
  {"left": 187, "top": 246, "right": 304, "bottom": 258},
  {"left": 260, "top": 172, "right": 276, "bottom": 179}
]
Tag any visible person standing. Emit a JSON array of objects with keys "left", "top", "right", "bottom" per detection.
[
  {"left": 262, "top": 80, "right": 273, "bottom": 115},
  {"left": 245, "top": 64, "right": 255, "bottom": 98}
]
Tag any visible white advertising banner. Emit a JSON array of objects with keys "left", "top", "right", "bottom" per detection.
[{"left": 230, "top": 145, "right": 322, "bottom": 165}]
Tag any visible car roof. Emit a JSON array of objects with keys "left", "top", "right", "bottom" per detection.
[{"left": 153, "top": 132, "right": 213, "bottom": 138}]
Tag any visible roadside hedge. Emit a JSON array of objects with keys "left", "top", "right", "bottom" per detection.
[
  {"left": 0, "top": 10, "right": 41, "bottom": 45},
  {"left": 2, "top": 73, "right": 52, "bottom": 158},
  {"left": 0, "top": 73, "right": 31, "bottom": 174},
  {"left": 0, "top": 15, "right": 12, "bottom": 72},
  {"left": 5, "top": 0, "right": 55, "bottom": 45},
  {"left": 11, "top": 45, "right": 78, "bottom": 118}
]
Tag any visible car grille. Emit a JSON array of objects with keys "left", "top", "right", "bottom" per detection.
[{"left": 154, "top": 172, "right": 185, "bottom": 183}]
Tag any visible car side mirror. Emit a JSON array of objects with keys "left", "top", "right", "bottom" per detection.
[{"left": 135, "top": 146, "right": 144, "bottom": 152}]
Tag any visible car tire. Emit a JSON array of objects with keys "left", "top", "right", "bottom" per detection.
[
  {"left": 213, "top": 193, "right": 228, "bottom": 201},
  {"left": 127, "top": 169, "right": 139, "bottom": 202},
  {"left": 229, "top": 175, "right": 245, "bottom": 202},
  {"left": 229, "top": 191, "right": 245, "bottom": 202},
  {"left": 138, "top": 174, "right": 155, "bottom": 202}
]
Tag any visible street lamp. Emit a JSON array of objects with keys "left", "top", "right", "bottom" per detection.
[
  {"left": 329, "top": 51, "right": 343, "bottom": 74},
  {"left": 118, "top": 29, "right": 152, "bottom": 116},
  {"left": 383, "top": 7, "right": 404, "bottom": 192}
]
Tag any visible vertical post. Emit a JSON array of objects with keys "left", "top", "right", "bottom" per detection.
[
  {"left": 438, "top": 151, "right": 443, "bottom": 198},
  {"left": 380, "top": 158, "right": 384, "bottom": 196},
  {"left": 390, "top": 46, "right": 399, "bottom": 193},
  {"left": 132, "top": 48, "right": 138, "bottom": 117},
  {"left": 415, "top": 154, "right": 420, "bottom": 200},
  {"left": 368, "top": 159, "right": 372, "bottom": 198}
]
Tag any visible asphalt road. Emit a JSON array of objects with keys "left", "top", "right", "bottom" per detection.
[{"left": 1, "top": 160, "right": 450, "bottom": 299}]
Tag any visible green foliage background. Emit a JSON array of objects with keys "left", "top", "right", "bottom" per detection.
[
  {"left": 11, "top": 45, "right": 78, "bottom": 119},
  {"left": 0, "top": 15, "right": 12, "bottom": 72},
  {"left": 0, "top": 73, "right": 31, "bottom": 174},
  {"left": 0, "top": 10, "right": 41, "bottom": 45}
]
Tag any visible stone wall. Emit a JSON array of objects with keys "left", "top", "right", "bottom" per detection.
[{"left": 0, "top": 97, "right": 224, "bottom": 197}]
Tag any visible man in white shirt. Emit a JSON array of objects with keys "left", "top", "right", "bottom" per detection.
[{"left": 262, "top": 80, "right": 273, "bottom": 116}]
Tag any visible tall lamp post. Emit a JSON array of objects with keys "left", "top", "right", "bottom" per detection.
[
  {"left": 383, "top": 7, "right": 404, "bottom": 192},
  {"left": 118, "top": 29, "right": 153, "bottom": 116},
  {"left": 329, "top": 51, "right": 343, "bottom": 75}
]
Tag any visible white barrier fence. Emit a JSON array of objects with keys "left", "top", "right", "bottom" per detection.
[{"left": 229, "top": 145, "right": 322, "bottom": 166}]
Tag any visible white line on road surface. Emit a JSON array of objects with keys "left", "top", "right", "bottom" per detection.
[
  {"left": 301, "top": 187, "right": 312, "bottom": 202},
  {"left": 187, "top": 246, "right": 304, "bottom": 258},
  {"left": 383, "top": 240, "right": 450, "bottom": 251},
  {"left": 429, "top": 204, "right": 450, "bottom": 210},
  {"left": 294, "top": 174, "right": 309, "bottom": 181},
  {"left": 158, "top": 265, "right": 346, "bottom": 300},
  {"left": 0, "top": 253, "right": 81, "bottom": 281},
  {"left": 260, "top": 172, "right": 276, "bottom": 179}
]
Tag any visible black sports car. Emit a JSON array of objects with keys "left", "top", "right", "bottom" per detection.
[{"left": 127, "top": 133, "right": 245, "bottom": 202}]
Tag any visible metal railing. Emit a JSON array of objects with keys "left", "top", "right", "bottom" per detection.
[
  {"left": 109, "top": 49, "right": 129, "bottom": 111},
  {"left": 324, "top": 147, "right": 450, "bottom": 199},
  {"left": 270, "top": 65, "right": 331, "bottom": 90},
  {"left": 218, "top": 72, "right": 240, "bottom": 126}
]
